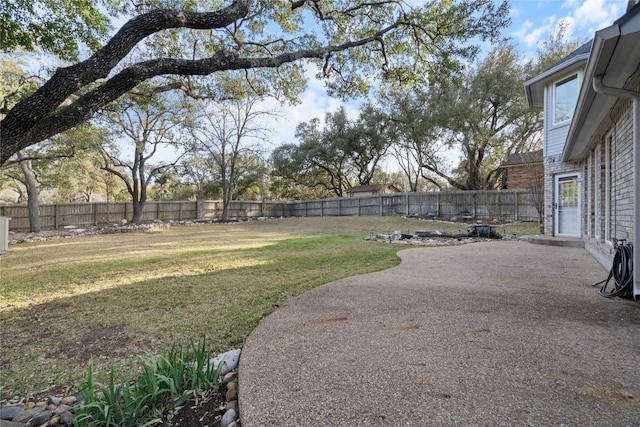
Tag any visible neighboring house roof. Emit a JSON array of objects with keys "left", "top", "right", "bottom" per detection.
[
  {"left": 563, "top": 3, "right": 640, "bottom": 161},
  {"left": 500, "top": 150, "right": 543, "bottom": 168},
  {"left": 524, "top": 41, "right": 592, "bottom": 108},
  {"left": 346, "top": 184, "right": 401, "bottom": 193}
]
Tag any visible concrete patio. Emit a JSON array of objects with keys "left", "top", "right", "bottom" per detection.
[{"left": 239, "top": 241, "right": 640, "bottom": 426}]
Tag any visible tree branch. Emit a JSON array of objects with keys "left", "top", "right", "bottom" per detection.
[{"left": 1, "top": 1, "right": 251, "bottom": 165}]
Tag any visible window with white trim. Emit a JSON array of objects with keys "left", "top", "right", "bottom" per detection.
[{"left": 553, "top": 74, "right": 579, "bottom": 125}]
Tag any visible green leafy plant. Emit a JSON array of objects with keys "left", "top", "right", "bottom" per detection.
[{"left": 74, "top": 338, "right": 223, "bottom": 427}]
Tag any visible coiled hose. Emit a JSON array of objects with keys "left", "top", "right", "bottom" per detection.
[{"left": 593, "top": 240, "right": 634, "bottom": 299}]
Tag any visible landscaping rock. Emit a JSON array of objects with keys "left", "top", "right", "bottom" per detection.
[
  {"left": 52, "top": 405, "right": 69, "bottom": 415},
  {"left": 29, "top": 410, "right": 52, "bottom": 426},
  {"left": 226, "top": 400, "right": 238, "bottom": 412},
  {"left": 225, "top": 387, "right": 237, "bottom": 402},
  {"left": 14, "top": 408, "right": 43, "bottom": 423},
  {"left": 210, "top": 349, "right": 241, "bottom": 376},
  {"left": 222, "top": 372, "right": 237, "bottom": 383},
  {"left": 58, "top": 412, "right": 73, "bottom": 425},
  {"left": 0, "top": 420, "right": 26, "bottom": 427},
  {"left": 59, "top": 397, "right": 75, "bottom": 406},
  {"left": 0, "top": 406, "right": 23, "bottom": 421},
  {"left": 219, "top": 408, "right": 237, "bottom": 427}
]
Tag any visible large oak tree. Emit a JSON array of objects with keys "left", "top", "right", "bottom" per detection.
[{"left": 1, "top": 0, "right": 510, "bottom": 166}]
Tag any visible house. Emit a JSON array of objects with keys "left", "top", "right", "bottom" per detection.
[
  {"left": 524, "top": 1, "right": 640, "bottom": 298},
  {"left": 345, "top": 184, "right": 401, "bottom": 197},
  {"left": 500, "top": 149, "right": 543, "bottom": 190}
]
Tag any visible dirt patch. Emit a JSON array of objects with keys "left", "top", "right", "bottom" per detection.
[
  {"left": 49, "top": 325, "right": 132, "bottom": 363},
  {"left": 165, "top": 386, "right": 226, "bottom": 427}
]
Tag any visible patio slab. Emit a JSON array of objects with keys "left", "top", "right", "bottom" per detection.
[{"left": 239, "top": 241, "right": 640, "bottom": 426}]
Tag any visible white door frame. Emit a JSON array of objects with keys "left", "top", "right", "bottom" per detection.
[{"left": 554, "top": 172, "right": 581, "bottom": 237}]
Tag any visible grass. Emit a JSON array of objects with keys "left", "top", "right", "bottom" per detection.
[{"left": 0, "top": 217, "right": 538, "bottom": 398}]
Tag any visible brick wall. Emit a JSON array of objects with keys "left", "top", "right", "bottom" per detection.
[
  {"left": 505, "top": 164, "right": 544, "bottom": 190},
  {"left": 561, "top": 98, "right": 634, "bottom": 267}
]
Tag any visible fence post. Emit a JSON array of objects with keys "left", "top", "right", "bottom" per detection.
[
  {"left": 405, "top": 193, "right": 409, "bottom": 216},
  {"left": 437, "top": 193, "right": 440, "bottom": 217},
  {"left": 357, "top": 197, "right": 361, "bottom": 217},
  {"left": 94, "top": 202, "right": 98, "bottom": 226},
  {"left": 54, "top": 204, "right": 59, "bottom": 229},
  {"left": 379, "top": 195, "right": 383, "bottom": 216},
  {"left": 473, "top": 193, "right": 477, "bottom": 218},
  {"left": 515, "top": 192, "right": 519, "bottom": 221}
]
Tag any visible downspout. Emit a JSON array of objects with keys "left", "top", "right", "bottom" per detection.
[{"left": 593, "top": 76, "right": 640, "bottom": 299}]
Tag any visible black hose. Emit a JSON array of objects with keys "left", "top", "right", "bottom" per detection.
[{"left": 593, "top": 240, "right": 634, "bottom": 299}]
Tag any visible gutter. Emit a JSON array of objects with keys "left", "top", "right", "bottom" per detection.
[{"left": 593, "top": 76, "right": 640, "bottom": 299}]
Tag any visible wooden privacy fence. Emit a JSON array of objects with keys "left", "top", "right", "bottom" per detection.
[{"left": 1, "top": 190, "right": 539, "bottom": 232}]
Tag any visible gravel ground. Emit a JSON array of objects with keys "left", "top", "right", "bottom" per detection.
[{"left": 239, "top": 241, "right": 640, "bottom": 426}]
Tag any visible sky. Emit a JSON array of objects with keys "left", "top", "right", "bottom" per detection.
[{"left": 262, "top": 0, "right": 625, "bottom": 151}]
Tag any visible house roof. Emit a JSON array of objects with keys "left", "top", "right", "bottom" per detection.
[
  {"left": 500, "top": 150, "right": 543, "bottom": 167},
  {"left": 524, "top": 41, "right": 592, "bottom": 108},
  {"left": 346, "top": 184, "right": 401, "bottom": 193},
  {"left": 545, "top": 41, "right": 592, "bottom": 72},
  {"left": 563, "top": 3, "right": 640, "bottom": 161}
]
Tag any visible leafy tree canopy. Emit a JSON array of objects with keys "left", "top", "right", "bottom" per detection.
[
  {"left": 271, "top": 104, "right": 391, "bottom": 197},
  {"left": 1, "top": 0, "right": 121, "bottom": 61},
  {"left": 1, "top": 0, "right": 510, "bottom": 165}
]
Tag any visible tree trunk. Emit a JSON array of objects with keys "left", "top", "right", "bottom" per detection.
[
  {"left": 221, "top": 184, "right": 231, "bottom": 221},
  {"left": 131, "top": 201, "right": 144, "bottom": 224},
  {"left": 17, "top": 151, "right": 41, "bottom": 232},
  {"left": 196, "top": 189, "right": 206, "bottom": 220},
  {"left": 131, "top": 149, "right": 148, "bottom": 224}
]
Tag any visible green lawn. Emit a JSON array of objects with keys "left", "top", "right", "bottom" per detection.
[{"left": 0, "top": 217, "right": 538, "bottom": 398}]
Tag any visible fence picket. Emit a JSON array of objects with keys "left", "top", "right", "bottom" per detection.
[{"left": 3, "top": 190, "right": 539, "bottom": 232}]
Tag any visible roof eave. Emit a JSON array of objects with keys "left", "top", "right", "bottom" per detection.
[
  {"left": 524, "top": 54, "right": 590, "bottom": 108},
  {"left": 561, "top": 21, "right": 637, "bottom": 161}
]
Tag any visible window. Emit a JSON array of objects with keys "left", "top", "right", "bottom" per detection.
[
  {"left": 553, "top": 74, "right": 578, "bottom": 125},
  {"left": 605, "top": 132, "right": 612, "bottom": 244},
  {"left": 594, "top": 145, "right": 601, "bottom": 240}
]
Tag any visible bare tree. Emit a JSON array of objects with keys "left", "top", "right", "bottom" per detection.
[
  {"left": 99, "top": 94, "right": 190, "bottom": 223},
  {"left": 191, "top": 95, "right": 273, "bottom": 221}
]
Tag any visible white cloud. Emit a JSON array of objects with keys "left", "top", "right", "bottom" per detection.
[
  {"left": 512, "top": 16, "right": 559, "bottom": 48},
  {"left": 572, "top": 0, "right": 620, "bottom": 32},
  {"left": 511, "top": 0, "right": 622, "bottom": 56}
]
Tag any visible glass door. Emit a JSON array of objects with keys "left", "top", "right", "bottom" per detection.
[{"left": 555, "top": 174, "right": 580, "bottom": 237}]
